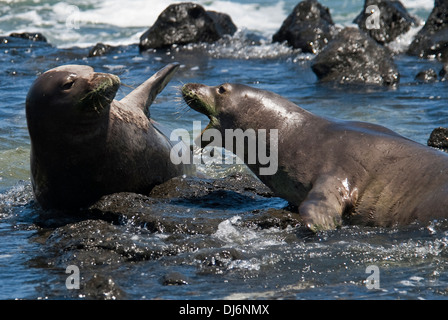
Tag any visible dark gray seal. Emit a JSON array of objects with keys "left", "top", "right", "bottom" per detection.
[
  {"left": 26, "top": 63, "right": 185, "bottom": 210},
  {"left": 182, "top": 82, "right": 448, "bottom": 231}
]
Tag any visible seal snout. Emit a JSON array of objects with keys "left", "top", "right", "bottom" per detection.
[
  {"left": 181, "top": 83, "right": 202, "bottom": 100},
  {"left": 181, "top": 83, "right": 212, "bottom": 116},
  {"left": 90, "top": 73, "right": 120, "bottom": 98},
  {"left": 90, "top": 73, "right": 120, "bottom": 91},
  {"left": 76, "top": 72, "right": 121, "bottom": 114}
]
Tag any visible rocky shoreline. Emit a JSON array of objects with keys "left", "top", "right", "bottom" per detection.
[{"left": 28, "top": 173, "right": 302, "bottom": 299}]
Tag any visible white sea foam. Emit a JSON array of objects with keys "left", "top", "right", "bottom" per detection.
[
  {"left": 75, "top": 0, "right": 286, "bottom": 34},
  {"left": 0, "top": 0, "right": 434, "bottom": 48},
  {"left": 214, "top": 216, "right": 286, "bottom": 249},
  {"left": 75, "top": 0, "right": 177, "bottom": 28},
  {"left": 402, "top": 0, "right": 434, "bottom": 11},
  {"left": 0, "top": 0, "right": 289, "bottom": 47}
]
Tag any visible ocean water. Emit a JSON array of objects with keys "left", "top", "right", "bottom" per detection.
[{"left": 1, "top": 0, "right": 448, "bottom": 300}]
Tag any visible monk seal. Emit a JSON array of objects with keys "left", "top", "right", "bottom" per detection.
[
  {"left": 26, "top": 63, "right": 185, "bottom": 210},
  {"left": 182, "top": 82, "right": 448, "bottom": 231}
]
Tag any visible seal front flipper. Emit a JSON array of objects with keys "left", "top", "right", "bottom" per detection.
[
  {"left": 299, "top": 175, "right": 359, "bottom": 232},
  {"left": 120, "top": 63, "right": 180, "bottom": 115}
]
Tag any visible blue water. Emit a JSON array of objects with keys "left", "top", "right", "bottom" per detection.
[{"left": 1, "top": 0, "right": 448, "bottom": 300}]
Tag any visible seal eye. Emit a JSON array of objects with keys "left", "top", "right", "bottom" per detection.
[
  {"left": 61, "top": 80, "right": 75, "bottom": 91},
  {"left": 218, "top": 85, "right": 226, "bottom": 94}
]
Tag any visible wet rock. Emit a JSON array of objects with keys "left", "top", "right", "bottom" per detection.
[
  {"left": 82, "top": 273, "right": 126, "bottom": 300},
  {"left": 149, "top": 174, "right": 273, "bottom": 199},
  {"left": 45, "top": 219, "right": 162, "bottom": 264},
  {"left": 311, "top": 27, "right": 400, "bottom": 86},
  {"left": 415, "top": 68, "right": 438, "bottom": 82},
  {"left": 353, "top": 0, "right": 418, "bottom": 45},
  {"left": 139, "top": 2, "right": 237, "bottom": 51},
  {"left": 90, "top": 192, "right": 224, "bottom": 235},
  {"left": 244, "top": 208, "right": 303, "bottom": 230},
  {"left": 89, "top": 174, "right": 277, "bottom": 235},
  {"left": 407, "top": 0, "right": 448, "bottom": 61},
  {"left": 428, "top": 127, "right": 448, "bottom": 152},
  {"left": 9, "top": 32, "right": 47, "bottom": 42},
  {"left": 195, "top": 248, "right": 243, "bottom": 274},
  {"left": 272, "top": 0, "right": 335, "bottom": 54},
  {"left": 88, "top": 42, "right": 113, "bottom": 57},
  {"left": 28, "top": 173, "right": 305, "bottom": 298},
  {"left": 161, "top": 272, "right": 190, "bottom": 285},
  {"left": 439, "top": 63, "right": 448, "bottom": 80}
]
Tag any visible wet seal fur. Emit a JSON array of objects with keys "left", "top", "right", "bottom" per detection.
[
  {"left": 182, "top": 82, "right": 448, "bottom": 231},
  {"left": 26, "top": 63, "right": 185, "bottom": 209}
]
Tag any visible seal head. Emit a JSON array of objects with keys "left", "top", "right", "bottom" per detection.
[{"left": 27, "top": 65, "right": 120, "bottom": 124}]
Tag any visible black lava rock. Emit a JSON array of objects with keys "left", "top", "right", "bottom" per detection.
[
  {"left": 9, "top": 32, "right": 47, "bottom": 42},
  {"left": 428, "top": 127, "right": 448, "bottom": 152},
  {"left": 439, "top": 63, "right": 448, "bottom": 80},
  {"left": 415, "top": 68, "right": 438, "bottom": 82},
  {"left": 353, "top": 0, "right": 418, "bottom": 44},
  {"left": 272, "top": 0, "right": 335, "bottom": 54},
  {"left": 311, "top": 27, "right": 399, "bottom": 86},
  {"left": 82, "top": 273, "right": 126, "bottom": 300},
  {"left": 139, "top": 2, "right": 237, "bottom": 51},
  {"left": 407, "top": 0, "right": 448, "bottom": 61},
  {"left": 161, "top": 272, "right": 190, "bottom": 285},
  {"left": 88, "top": 43, "right": 113, "bottom": 57}
]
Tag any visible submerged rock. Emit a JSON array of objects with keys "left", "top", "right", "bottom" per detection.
[
  {"left": 353, "top": 0, "right": 418, "bottom": 45},
  {"left": 139, "top": 2, "right": 237, "bottom": 51},
  {"left": 82, "top": 274, "right": 126, "bottom": 300},
  {"left": 311, "top": 27, "right": 400, "bottom": 86},
  {"left": 31, "top": 173, "right": 303, "bottom": 299},
  {"left": 272, "top": 0, "right": 335, "bottom": 54},
  {"left": 439, "top": 63, "right": 448, "bottom": 80},
  {"left": 407, "top": 0, "right": 448, "bottom": 61},
  {"left": 36, "top": 173, "right": 300, "bottom": 261},
  {"left": 415, "top": 68, "right": 438, "bottom": 82},
  {"left": 87, "top": 174, "right": 289, "bottom": 235},
  {"left": 9, "top": 32, "right": 47, "bottom": 42},
  {"left": 161, "top": 272, "right": 190, "bottom": 285},
  {"left": 88, "top": 43, "right": 113, "bottom": 57},
  {"left": 428, "top": 127, "right": 448, "bottom": 152}
]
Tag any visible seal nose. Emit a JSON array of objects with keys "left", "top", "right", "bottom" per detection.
[
  {"left": 181, "top": 83, "right": 202, "bottom": 104},
  {"left": 181, "top": 83, "right": 208, "bottom": 101},
  {"left": 91, "top": 73, "right": 120, "bottom": 88},
  {"left": 79, "top": 73, "right": 120, "bottom": 113}
]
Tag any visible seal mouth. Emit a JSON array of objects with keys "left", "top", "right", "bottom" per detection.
[
  {"left": 182, "top": 84, "right": 209, "bottom": 116},
  {"left": 79, "top": 73, "right": 121, "bottom": 114},
  {"left": 182, "top": 83, "right": 220, "bottom": 148},
  {"left": 181, "top": 83, "right": 219, "bottom": 123}
]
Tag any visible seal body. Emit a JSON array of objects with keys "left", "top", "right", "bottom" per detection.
[
  {"left": 182, "top": 82, "right": 448, "bottom": 231},
  {"left": 26, "top": 63, "right": 184, "bottom": 209}
]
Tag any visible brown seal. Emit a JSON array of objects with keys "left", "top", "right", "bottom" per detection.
[
  {"left": 26, "top": 63, "right": 185, "bottom": 209},
  {"left": 182, "top": 82, "right": 448, "bottom": 231}
]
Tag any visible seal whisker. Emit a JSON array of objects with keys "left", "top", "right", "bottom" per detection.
[
  {"left": 116, "top": 83, "right": 135, "bottom": 98},
  {"left": 121, "top": 83, "right": 136, "bottom": 90},
  {"left": 173, "top": 95, "right": 193, "bottom": 114},
  {"left": 174, "top": 99, "right": 193, "bottom": 112},
  {"left": 171, "top": 84, "right": 184, "bottom": 91},
  {"left": 174, "top": 104, "right": 192, "bottom": 119}
]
